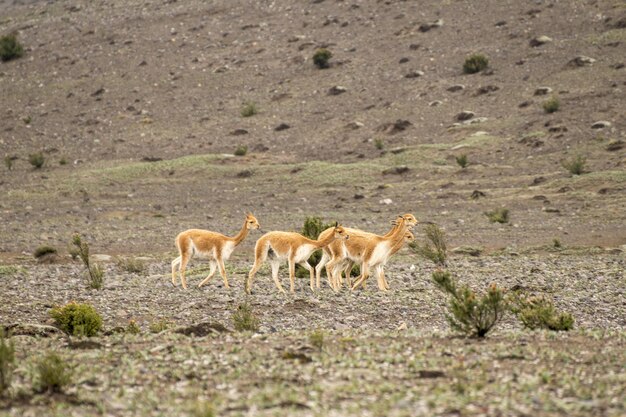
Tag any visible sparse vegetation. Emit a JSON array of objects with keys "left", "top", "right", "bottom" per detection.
[
  {"left": 22, "top": 116, "right": 31, "bottom": 125},
  {"left": 4, "top": 156, "right": 15, "bottom": 171},
  {"left": 312, "top": 48, "right": 332, "bottom": 69},
  {"left": 115, "top": 256, "right": 145, "bottom": 274},
  {"left": 455, "top": 154, "right": 469, "bottom": 168},
  {"left": 34, "top": 353, "right": 72, "bottom": 393},
  {"left": 59, "top": 157, "right": 68, "bottom": 165},
  {"left": 126, "top": 320, "right": 141, "bottom": 335},
  {"left": 0, "top": 33, "right": 24, "bottom": 62},
  {"left": 240, "top": 102, "right": 257, "bottom": 117},
  {"left": 192, "top": 401, "right": 216, "bottom": 417},
  {"left": 33, "top": 245, "right": 57, "bottom": 259},
  {"left": 542, "top": 96, "right": 560, "bottom": 113},
  {"left": 0, "top": 265, "right": 20, "bottom": 276},
  {"left": 232, "top": 302, "right": 260, "bottom": 332},
  {"left": 71, "top": 234, "right": 104, "bottom": 289},
  {"left": 562, "top": 155, "right": 586, "bottom": 175},
  {"left": 297, "top": 216, "right": 335, "bottom": 277},
  {"left": 50, "top": 302, "right": 103, "bottom": 337},
  {"left": 234, "top": 145, "right": 248, "bottom": 156},
  {"left": 149, "top": 319, "right": 169, "bottom": 334},
  {"left": 463, "top": 53, "right": 489, "bottom": 74},
  {"left": 309, "top": 329, "right": 325, "bottom": 351},
  {"left": 510, "top": 293, "right": 574, "bottom": 331},
  {"left": 485, "top": 208, "right": 509, "bottom": 224},
  {"left": 552, "top": 238, "right": 562, "bottom": 249},
  {"left": 28, "top": 152, "right": 45, "bottom": 169},
  {"left": 410, "top": 223, "right": 447, "bottom": 267},
  {"left": 0, "top": 329, "right": 15, "bottom": 396},
  {"left": 374, "top": 138, "right": 384, "bottom": 150},
  {"left": 432, "top": 270, "right": 506, "bottom": 338}
]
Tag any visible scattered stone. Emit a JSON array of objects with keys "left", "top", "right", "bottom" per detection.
[
  {"left": 591, "top": 121, "right": 611, "bottom": 129},
  {"left": 377, "top": 119, "right": 412, "bottom": 134},
  {"left": 470, "top": 190, "right": 486, "bottom": 199},
  {"left": 174, "top": 322, "right": 229, "bottom": 336},
  {"left": 543, "top": 207, "right": 561, "bottom": 213},
  {"left": 389, "top": 147, "right": 407, "bottom": 154},
  {"left": 475, "top": 85, "right": 499, "bottom": 95},
  {"left": 92, "top": 254, "right": 112, "bottom": 262},
  {"left": 518, "top": 100, "right": 533, "bottom": 108},
  {"left": 429, "top": 100, "right": 442, "bottom": 107},
  {"left": 456, "top": 111, "right": 475, "bottom": 121},
  {"left": 3, "top": 323, "right": 65, "bottom": 337},
  {"left": 236, "top": 169, "right": 253, "bottom": 178},
  {"left": 405, "top": 70, "right": 424, "bottom": 78},
  {"left": 447, "top": 84, "right": 465, "bottom": 92},
  {"left": 531, "top": 176, "right": 547, "bottom": 185},
  {"left": 567, "top": 56, "right": 596, "bottom": 68},
  {"left": 382, "top": 166, "right": 410, "bottom": 175},
  {"left": 230, "top": 129, "right": 248, "bottom": 136},
  {"left": 610, "top": 62, "right": 624, "bottom": 70},
  {"left": 399, "top": 57, "right": 410, "bottom": 64},
  {"left": 534, "top": 87, "right": 552, "bottom": 96},
  {"left": 345, "top": 121, "right": 364, "bottom": 130},
  {"left": 91, "top": 87, "right": 105, "bottom": 97},
  {"left": 328, "top": 86, "right": 347, "bottom": 96},
  {"left": 274, "top": 123, "right": 290, "bottom": 131},
  {"left": 69, "top": 340, "right": 103, "bottom": 350},
  {"left": 417, "top": 370, "right": 446, "bottom": 379},
  {"left": 353, "top": 194, "right": 365, "bottom": 200},
  {"left": 419, "top": 19, "right": 443, "bottom": 32},
  {"left": 379, "top": 198, "right": 393, "bottom": 205},
  {"left": 409, "top": 43, "right": 420, "bottom": 50},
  {"left": 606, "top": 140, "right": 624, "bottom": 151},
  {"left": 558, "top": 186, "right": 573, "bottom": 193},
  {"left": 529, "top": 35, "right": 552, "bottom": 47},
  {"left": 141, "top": 156, "right": 162, "bottom": 162},
  {"left": 548, "top": 126, "right": 567, "bottom": 133},
  {"left": 451, "top": 246, "right": 483, "bottom": 256}
]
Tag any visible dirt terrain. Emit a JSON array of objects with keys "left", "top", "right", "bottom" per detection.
[{"left": 0, "top": 0, "right": 625, "bottom": 416}]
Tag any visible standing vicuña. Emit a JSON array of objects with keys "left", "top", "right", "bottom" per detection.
[
  {"left": 171, "top": 213, "right": 260, "bottom": 289},
  {"left": 246, "top": 224, "right": 349, "bottom": 294}
]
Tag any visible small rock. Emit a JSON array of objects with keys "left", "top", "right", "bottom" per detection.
[
  {"left": 405, "top": 70, "right": 424, "bottom": 78},
  {"left": 230, "top": 129, "right": 248, "bottom": 136},
  {"left": 345, "top": 121, "right": 363, "bottom": 130},
  {"left": 353, "top": 194, "right": 365, "bottom": 200},
  {"left": 418, "top": 19, "right": 443, "bottom": 32},
  {"left": 447, "top": 84, "right": 465, "bottom": 92},
  {"left": 470, "top": 190, "right": 486, "bottom": 199},
  {"left": 451, "top": 246, "right": 483, "bottom": 256},
  {"left": 543, "top": 207, "right": 561, "bottom": 213},
  {"left": 518, "top": 100, "right": 533, "bottom": 108},
  {"left": 429, "top": 100, "right": 442, "bottom": 107},
  {"left": 399, "top": 57, "right": 410, "bottom": 64},
  {"left": 382, "top": 166, "right": 410, "bottom": 175},
  {"left": 377, "top": 119, "right": 412, "bottom": 134},
  {"left": 396, "top": 322, "right": 407, "bottom": 331},
  {"left": 91, "top": 87, "right": 105, "bottom": 97},
  {"left": 529, "top": 35, "right": 552, "bottom": 47},
  {"left": 475, "top": 85, "right": 499, "bottom": 95},
  {"left": 567, "top": 56, "right": 596, "bottom": 68},
  {"left": 274, "top": 123, "right": 291, "bottom": 131},
  {"left": 591, "top": 121, "right": 611, "bottom": 129},
  {"left": 531, "top": 176, "right": 547, "bottom": 185},
  {"left": 456, "top": 111, "right": 475, "bottom": 121},
  {"left": 236, "top": 170, "right": 253, "bottom": 178},
  {"left": 605, "top": 140, "right": 624, "bottom": 151},
  {"left": 92, "top": 254, "right": 112, "bottom": 262},
  {"left": 328, "top": 86, "right": 347, "bottom": 96},
  {"left": 379, "top": 198, "right": 393, "bottom": 205},
  {"left": 534, "top": 86, "right": 553, "bottom": 96}
]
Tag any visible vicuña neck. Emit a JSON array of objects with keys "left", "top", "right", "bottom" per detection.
[
  {"left": 314, "top": 231, "right": 337, "bottom": 248},
  {"left": 231, "top": 219, "right": 249, "bottom": 245}
]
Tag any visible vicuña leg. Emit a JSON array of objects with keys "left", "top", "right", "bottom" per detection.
[
  {"left": 217, "top": 258, "right": 230, "bottom": 289},
  {"left": 315, "top": 251, "right": 330, "bottom": 290},
  {"left": 288, "top": 259, "right": 296, "bottom": 293},
  {"left": 179, "top": 253, "right": 191, "bottom": 290},
  {"left": 299, "top": 261, "right": 315, "bottom": 291},
  {"left": 197, "top": 261, "right": 217, "bottom": 288},
  {"left": 171, "top": 256, "right": 181, "bottom": 286},
  {"left": 270, "top": 260, "right": 285, "bottom": 294}
]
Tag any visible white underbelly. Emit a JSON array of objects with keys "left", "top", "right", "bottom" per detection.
[
  {"left": 369, "top": 242, "right": 390, "bottom": 265},
  {"left": 294, "top": 244, "right": 315, "bottom": 263},
  {"left": 221, "top": 241, "right": 236, "bottom": 260}
]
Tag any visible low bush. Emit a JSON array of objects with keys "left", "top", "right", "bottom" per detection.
[
  {"left": 463, "top": 54, "right": 489, "bottom": 74},
  {"left": 126, "top": 320, "right": 141, "bottom": 335},
  {"left": 115, "top": 256, "right": 145, "bottom": 274},
  {"left": 0, "top": 34, "right": 24, "bottom": 62},
  {"left": 0, "top": 329, "right": 15, "bottom": 396},
  {"left": 33, "top": 245, "right": 57, "bottom": 259},
  {"left": 240, "top": 102, "right": 257, "bottom": 117},
  {"left": 28, "top": 152, "right": 44, "bottom": 169},
  {"left": 455, "top": 154, "right": 469, "bottom": 168},
  {"left": 232, "top": 303, "right": 260, "bottom": 332},
  {"left": 542, "top": 96, "right": 560, "bottom": 113},
  {"left": 510, "top": 293, "right": 574, "bottom": 331},
  {"left": 149, "top": 319, "right": 170, "bottom": 334},
  {"left": 34, "top": 353, "right": 72, "bottom": 393},
  {"left": 485, "top": 208, "right": 509, "bottom": 224},
  {"left": 71, "top": 234, "right": 104, "bottom": 289},
  {"left": 313, "top": 48, "right": 332, "bottom": 69},
  {"left": 410, "top": 223, "right": 447, "bottom": 267},
  {"left": 234, "top": 145, "right": 248, "bottom": 156},
  {"left": 562, "top": 155, "right": 586, "bottom": 175},
  {"left": 50, "top": 302, "right": 103, "bottom": 337},
  {"left": 432, "top": 270, "right": 506, "bottom": 338},
  {"left": 309, "top": 329, "right": 325, "bottom": 351},
  {"left": 374, "top": 138, "right": 384, "bottom": 150}
]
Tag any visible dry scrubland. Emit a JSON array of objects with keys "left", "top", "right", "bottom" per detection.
[{"left": 1, "top": 0, "right": 625, "bottom": 416}]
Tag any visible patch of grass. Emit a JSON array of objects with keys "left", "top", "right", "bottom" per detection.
[
  {"left": 71, "top": 234, "right": 104, "bottom": 289},
  {"left": 34, "top": 353, "right": 72, "bottom": 393},
  {"left": 510, "top": 293, "right": 574, "bottom": 331},
  {"left": 0, "top": 265, "right": 20, "bottom": 276},
  {"left": 485, "top": 208, "right": 509, "bottom": 224},
  {"left": 50, "top": 302, "right": 103, "bottom": 337},
  {"left": 410, "top": 224, "right": 447, "bottom": 267},
  {"left": 126, "top": 320, "right": 141, "bottom": 335},
  {"left": 232, "top": 303, "right": 260, "bottom": 332},
  {"left": 234, "top": 145, "right": 248, "bottom": 156},
  {"left": 463, "top": 54, "right": 489, "bottom": 74},
  {"left": 374, "top": 138, "right": 384, "bottom": 150},
  {"left": 240, "top": 102, "right": 257, "bottom": 117},
  {"left": 0, "top": 33, "right": 24, "bottom": 62},
  {"left": 0, "top": 329, "right": 15, "bottom": 396},
  {"left": 59, "top": 157, "right": 68, "bottom": 166},
  {"left": 455, "top": 154, "right": 469, "bottom": 168},
  {"left": 542, "top": 96, "right": 560, "bottom": 113},
  {"left": 149, "top": 320, "right": 170, "bottom": 334},
  {"left": 22, "top": 116, "right": 31, "bottom": 125},
  {"left": 115, "top": 256, "right": 145, "bottom": 274},
  {"left": 562, "top": 155, "right": 586, "bottom": 175},
  {"left": 4, "top": 156, "right": 15, "bottom": 171},
  {"left": 552, "top": 238, "right": 562, "bottom": 249},
  {"left": 312, "top": 48, "right": 332, "bottom": 69},
  {"left": 432, "top": 270, "right": 506, "bottom": 338},
  {"left": 33, "top": 245, "right": 57, "bottom": 259},
  {"left": 28, "top": 152, "right": 45, "bottom": 169},
  {"left": 192, "top": 401, "right": 216, "bottom": 417},
  {"left": 309, "top": 329, "right": 325, "bottom": 351}
]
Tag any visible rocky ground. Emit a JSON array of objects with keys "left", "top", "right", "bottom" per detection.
[{"left": 1, "top": 0, "right": 625, "bottom": 415}]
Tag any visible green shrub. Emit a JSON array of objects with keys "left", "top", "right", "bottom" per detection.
[
  {"left": 71, "top": 234, "right": 104, "bottom": 289},
  {"left": 115, "top": 256, "right": 145, "bottom": 274},
  {"left": 297, "top": 216, "right": 335, "bottom": 277},
  {"left": 309, "top": 329, "right": 325, "bottom": 351},
  {"left": 149, "top": 319, "right": 170, "bottom": 334},
  {"left": 485, "top": 208, "right": 509, "bottom": 224},
  {"left": 542, "top": 96, "right": 560, "bottom": 113},
  {"left": 0, "top": 34, "right": 24, "bottom": 62},
  {"left": 374, "top": 138, "right": 384, "bottom": 150},
  {"left": 34, "top": 353, "right": 72, "bottom": 393},
  {"left": 552, "top": 238, "right": 562, "bottom": 249},
  {"left": 59, "top": 157, "right": 68, "bottom": 166},
  {"left": 510, "top": 293, "right": 574, "bottom": 331},
  {"left": 463, "top": 54, "right": 489, "bottom": 74},
  {"left": 410, "top": 223, "right": 447, "bottom": 267},
  {"left": 234, "top": 145, "right": 248, "bottom": 156},
  {"left": 0, "top": 329, "right": 15, "bottom": 396},
  {"left": 28, "top": 152, "right": 45, "bottom": 169},
  {"left": 50, "top": 302, "right": 103, "bottom": 337},
  {"left": 240, "top": 102, "right": 257, "bottom": 117},
  {"left": 455, "top": 154, "right": 469, "bottom": 168},
  {"left": 126, "top": 320, "right": 141, "bottom": 335},
  {"left": 562, "top": 155, "right": 586, "bottom": 175},
  {"left": 232, "top": 303, "right": 260, "bottom": 332},
  {"left": 22, "top": 116, "right": 31, "bottom": 125},
  {"left": 193, "top": 401, "right": 216, "bottom": 417},
  {"left": 33, "top": 245, "right": 57, "bottom": 259},
  {"left": 432, "top": 270, "right": 506, "bottom": 338},
  {"left": 313, "top": 48, "right": 332, "bottom": 69},
  {"left": 0, "top": 265, "right": 20, "bottom": 276},
  {"left": 4, "top": 156, "right": 15, "bottom": 171}
]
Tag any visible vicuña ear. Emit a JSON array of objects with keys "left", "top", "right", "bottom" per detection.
[{"left": 334, "top": 221, "right": 338, "bottom": 228}]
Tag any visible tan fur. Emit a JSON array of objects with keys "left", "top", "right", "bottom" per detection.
[
  {"left": 316, "top": 214, "right": 418, "bottom": 291},
  {"left": 246, "top": 225, "right": 349, "bottom": 294},
  {"left": 171, "top": 213, "right": 260, "bottom": 289}
]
